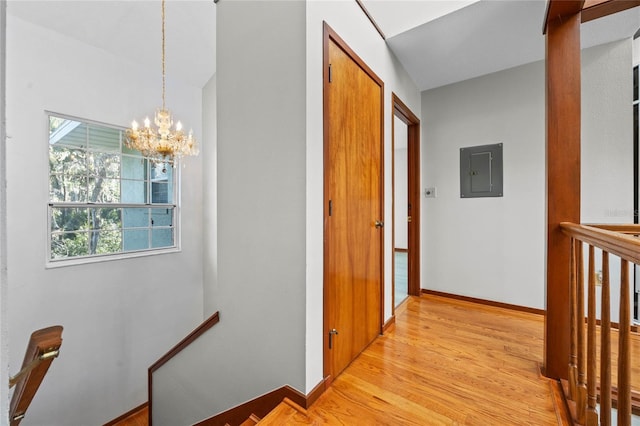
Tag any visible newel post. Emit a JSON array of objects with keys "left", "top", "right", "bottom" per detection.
[{"left": 543, "top": 1, "right": 582, "bottom": 380}]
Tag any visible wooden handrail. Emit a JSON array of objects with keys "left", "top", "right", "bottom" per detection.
[
  {"left": 148, "top": 311, "right": 220, "bottom": 373},
  {"left": 9, "top": 326, "right": 63, "bottom": 426},
  {"left": 148, "top": 311, "right": 220, "bottom": 426},
  {"left": 560, "top": 223, "right": 640, "bottom": 264},
  {"left": 560, "top": 223, "right": 636, "bottom": 425},
  {"left": 587, "top": 224, "right": 640, "bottom": 235}
]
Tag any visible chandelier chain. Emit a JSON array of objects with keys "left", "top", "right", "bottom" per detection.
[{"left": 161, "top": 0, "right": 166, "bottom": 110}]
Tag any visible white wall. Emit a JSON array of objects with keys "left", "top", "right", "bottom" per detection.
[
  {"left": 421, "top": 39, "right": 633, "bottom": 310},
  {"left": 581, "top": 40, "right": 634, "bottom": 323},
  {"left": 582, "top": 40, "right": 634, "bottom": 224},
  {"left": 422, "top": 60, "right": 546, "bottom": 308},
  {"left": 214, "top": 0, "right": 308, "bottom": 404},
  {"left": 152, "top": 73, "right": 217, "bottom": 426},
  {"left": 0, "top": 2, "right": 8, "bottom": 425},
  {"left": 202, "top": 73, "right": 217, "bottom": 317},
  {"left": 6, "top": 15, "right": 205, "bottom": 425},
  {"left": 305, "top": 0, "right": 421, "bottom": 393}
]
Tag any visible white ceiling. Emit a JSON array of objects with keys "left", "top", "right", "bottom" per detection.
[
  {"left": 369, "top": 0, "right": 640, "bottom": 91},
  {"left": 361, "top": 0, "right": 479, "bottom": 38},
  {"left": 5, "top": 0, "right": 640, "bottom": 92},
  {"left": 6, "top": 0, "right": 216, "bottom": 89}
]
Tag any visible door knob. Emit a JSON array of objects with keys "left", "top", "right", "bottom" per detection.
[{"left": 375, "top": 220, "right": 384, "bottom": 229}]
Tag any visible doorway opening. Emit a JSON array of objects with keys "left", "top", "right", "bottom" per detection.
[
  {"left": 634, "top": 63, "right": 638, "bottom": 322},
  {"left": 394, "top": 115, "right": 409, "bottom": 307},
  {"left": 392, "top": 94, "right": 421, "bottom": 313}
]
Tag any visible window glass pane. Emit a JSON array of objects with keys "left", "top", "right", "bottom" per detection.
[
  {"left": 50, "top": 118, "right": 87, "bottom": 149},
  {"left": 150, "top": 161, "right": 169, "bottom": 180},
  {"left": 121, "top": 179, "right": 147, "bottom": 204},
  {"left": 88, "top": 208, "right": 122, "bottom": 230},
  {"left": 88, "top": 152, "right": 120, "bottom": 179},
  {"left": 50, "top": 146, "right": 87, "bottom": 176},
  {"left": 92, "top": 230, "right": 122, "bottom": 254},
  {"left": 88, "top": 125, "right": 121, "bottom": 152},
  {"left": 88, "top": 178, "right": 121, "bottom": 203},
  {"left": 151, "top": 182, "right": 169, "bottom": 203},
  {"left": 151, "top": 207, "right": 173, "bottom": 227},
  {"left": 123, "top": 144, "right": 144, "bottom": 157},
  {"left": 51, "top": 207, "right": 89, "bottom": 232},
  {"left": 95, "top": 208, "right": 122, "bottom": 230},
  {"left": 122, "top": 155, "right": 147, "bottom": 180},
  {"left": 150, "top": 161, "right": 173, "bottom": 204},
  {"left": 152, "top": 228, "right": 173, "bottom": 248},
  {"left": 123, "top": 229, "right": 149, "bottom": 251},
  {"left": 51, "top": 231, "right": 89, "bottom": 259},
  {"left": 123, "top": 207, "right": 149, "bottom": 228},
  {"left": 50, "top": 174, "right": 90, "bottom": 203}
]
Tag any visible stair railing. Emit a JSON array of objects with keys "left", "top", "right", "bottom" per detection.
[
  {"left": 9, "top": 326, "right": 63, "bottom": 426},
  {"left": 560, "top": 223, "right": 639, "bottom": 425}
]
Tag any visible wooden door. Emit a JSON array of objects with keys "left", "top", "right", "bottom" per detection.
[{"left": 323, "top": 24, "right": 384, "bottom": 383}]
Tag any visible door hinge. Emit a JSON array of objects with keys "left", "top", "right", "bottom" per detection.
[
  {"left": 329, "top": 200, "right": 333, "bottom": 216},
  {"left": 328, "top": 64, "right": 332, "bottom": 83}
]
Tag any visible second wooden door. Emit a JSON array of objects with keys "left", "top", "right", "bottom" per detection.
[{"left": 323, "top": 24, "right": 384, "bottom": 382}]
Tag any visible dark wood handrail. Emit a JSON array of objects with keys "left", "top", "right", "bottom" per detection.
[
  {"left": 148, "top": 311, "right": 220, "bottom": 426},
  {"left": 9, "top": 326, "right": 63, "bottom": 426},
  {"left": 148, "top": 311, "right": 220, "bottom": 373}
]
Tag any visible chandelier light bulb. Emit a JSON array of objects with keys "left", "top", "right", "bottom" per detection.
[
  {"left": 131, "top": 120, "right": 139, "bottom": 131},
  {"left": 176, "top": 121, "right": 183, "bottom": 132}
]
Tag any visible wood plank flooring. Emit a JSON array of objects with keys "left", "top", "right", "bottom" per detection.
[
  {"left": 110, "top": 406, "right": 148, "bottom": 426},
  {"left": 303, "top": 294, "right": 560, "bottom": 425},
  {"left": 116, "top": 294, "right": 640, "bottom": 425}
]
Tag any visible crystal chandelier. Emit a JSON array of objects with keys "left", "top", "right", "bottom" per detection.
[{"left": 125, "top": 0, "right": 198, "bottom": 161}]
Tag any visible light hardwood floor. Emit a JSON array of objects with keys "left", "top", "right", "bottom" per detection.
[
  {"left": 303, "top": 294, "right": 560, "bottom": 425},
  {"left": 110, "top": 405, "right": 148, "bottom": 426},
  {"left": 120, "top": 294, "right": 635, "bottom": 425}
]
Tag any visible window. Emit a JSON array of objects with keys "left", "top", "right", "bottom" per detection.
[{"left": 48, "top": 113, "right": 178, "bottom": 264}]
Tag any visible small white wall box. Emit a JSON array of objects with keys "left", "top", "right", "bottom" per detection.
[{"left": 460, "top": 143, "right": 503, "bottom": 198}]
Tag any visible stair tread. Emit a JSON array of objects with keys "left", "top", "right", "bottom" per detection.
[
  {"left": 239, "top": 414, "right": 260, "bottom": 426},
  {"left": 257, "top": 398, "right": 314, "bottom": 425}
]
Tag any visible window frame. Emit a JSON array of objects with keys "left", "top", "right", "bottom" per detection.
[{"left": 45, "top": 111, "right": 182, "bottom": 268}]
